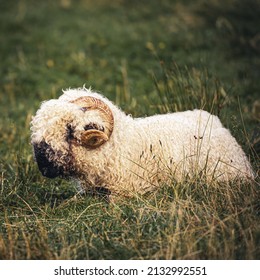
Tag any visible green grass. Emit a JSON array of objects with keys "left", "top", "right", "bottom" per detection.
[{"left": 0, "top": 0, "right": 259, "bottom": 259}]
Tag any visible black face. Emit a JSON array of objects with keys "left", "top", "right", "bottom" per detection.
[{"left": 33, "top": 141, "right": 64, "bottom": 178}]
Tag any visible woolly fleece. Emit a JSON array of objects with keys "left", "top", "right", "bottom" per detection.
[{"left": 31, "top": 87, "right": 254, "bottom": 197}]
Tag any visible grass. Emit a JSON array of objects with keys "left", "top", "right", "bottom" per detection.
[{"left": 0, "top": 0, "right": 259, "bottom": 259}]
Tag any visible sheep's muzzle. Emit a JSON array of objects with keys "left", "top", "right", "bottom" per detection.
[{"left": 33, "top": 141, "right": 65, "bottom": 178}]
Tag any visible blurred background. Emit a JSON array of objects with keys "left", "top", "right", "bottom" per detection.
[{"left": 0, "top": 0, "right": 259, "bottom": 107}]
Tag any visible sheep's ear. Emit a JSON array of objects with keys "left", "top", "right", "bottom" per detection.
[{"left": 81, "top": 129, "right": 108, "bottom": 149}]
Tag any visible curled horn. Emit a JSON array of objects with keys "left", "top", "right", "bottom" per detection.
[{"left": 70, "top": 96, "right": 114, "bottom": 149}]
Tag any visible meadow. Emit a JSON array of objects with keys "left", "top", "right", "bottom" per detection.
[{"left": 0, "top": 0, "right": 259, "bottom": 259}]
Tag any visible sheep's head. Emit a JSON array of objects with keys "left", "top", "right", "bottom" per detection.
[{"left": 31, "top": 95, "right": 114, "bottom": 179}]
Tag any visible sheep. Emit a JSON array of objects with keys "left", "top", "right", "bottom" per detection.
[{"left": 31, "top": 87, "right": 254, "bottom": 199}]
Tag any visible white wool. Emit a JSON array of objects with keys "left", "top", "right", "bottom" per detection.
[{"left": 31, "top": 87, "right": 254, "bottom": 197}]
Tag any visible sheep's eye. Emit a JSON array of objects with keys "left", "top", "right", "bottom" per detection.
[
  {"left": 84, "top": 123, "right": 97, "bottom": 130},
  {"left": 66, "top": 125, "right": 74, "bottom": 141},
  {"left": 84, "top": 122, "right": 104, "bottom": 131}
]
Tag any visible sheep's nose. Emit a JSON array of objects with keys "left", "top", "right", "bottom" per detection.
[{"left": 33, "top": 141, "right": 63, "bottom": 178}]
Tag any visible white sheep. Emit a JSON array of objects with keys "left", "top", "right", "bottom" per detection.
[{"left": 31, "top": 87, "right": 254, "bottom": 198}]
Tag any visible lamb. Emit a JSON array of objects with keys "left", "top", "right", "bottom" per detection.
[{"left": 30, "top": 87, "right": 254, "bottom": 199}]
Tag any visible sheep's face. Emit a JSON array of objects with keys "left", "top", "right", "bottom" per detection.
[{"left": 31, "top": 96, "right": 114, "bottom": 179}]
